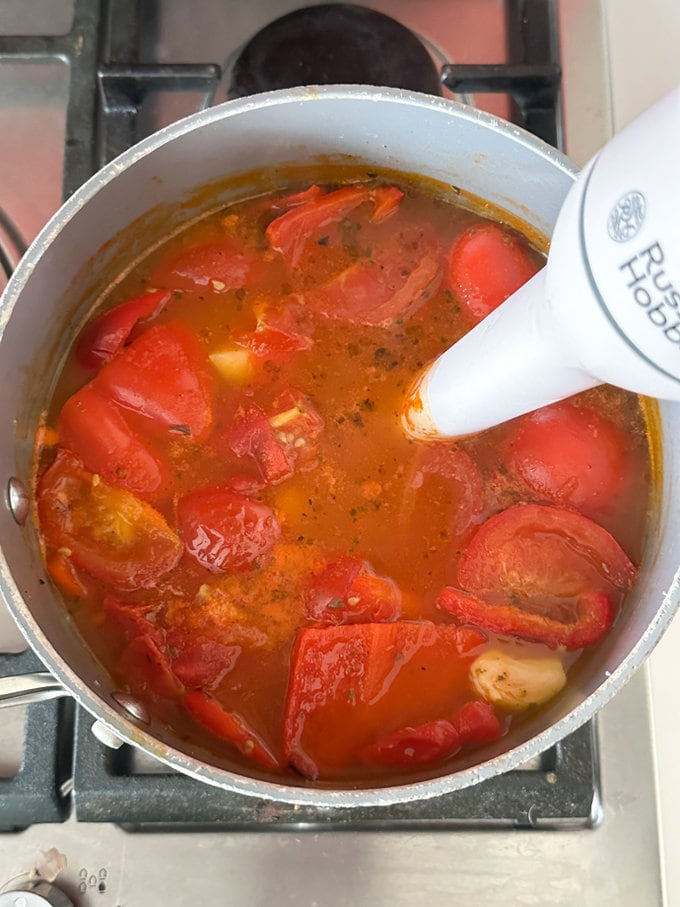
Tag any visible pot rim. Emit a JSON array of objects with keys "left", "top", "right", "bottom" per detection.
[{"left": 2, "top": 84, "right": 678, "bottom": 808}]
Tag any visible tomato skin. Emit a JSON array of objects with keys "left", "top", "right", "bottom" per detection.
[
  {"left": 37, "top": 450, "right": 183, "bottom": 589},
  {"left": 458, "top": 503, "right": 637, "bottom": 595},
  {"left": 58, "top": 383, "right": 166, "bottom": 495},
  {"left": 183, "top": 690, "right": 279, "bottom": 769},
  {"left": 448, "top": 222, "right": 541, "bottom": 323},
  {"left": 412, "top": 444, "right": 484, "bottom": 536},
  {"left": 439, "top": 586, "right": 614, "bottom": 649},
  {"left": 151, "top": 239, "right": 258, "bottom": 293},
  {"left": 75, "top": 289, "right": 171, "bottom": 369},
  {"left": 270, "top": 184, "right": 324, "bottom": 210},
  {"left": 305, "top": 225, "right": 442, "bottom": 327},
  {"left": 282, "top": 621, "right": 485, "bottom": 780},
  {"left": 506, "top": 401, "right": 629, "bottom": 513},
  {"left": 94, "top": 322, "right": 214, "bottom": 440},
  {"left": 176, "top": 485, "right": 281, "bottom": 573},
  {"left": 304, "top": 557, "right": 402, "bottom": 625},
  {"left": 362, "top": 719, "right": 461, "bottom": 767},
  {"left": 266, "top": 185, "right": 404, "bottom": 267}
]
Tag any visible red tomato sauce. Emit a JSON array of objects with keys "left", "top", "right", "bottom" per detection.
[{"left": 33, "top": 172, "right": 653, "bottom": 785}]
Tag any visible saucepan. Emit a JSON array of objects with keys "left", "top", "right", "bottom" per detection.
[{"left": 0, "top": 86, "right": 678, "bottom": 807}]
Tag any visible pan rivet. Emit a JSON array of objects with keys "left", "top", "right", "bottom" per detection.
[
  {"left": 7, "top": 477, "right": 29, "bottom": 525},
  {"left": 112, "top": 691, "right": 151, "bottom": 724}
]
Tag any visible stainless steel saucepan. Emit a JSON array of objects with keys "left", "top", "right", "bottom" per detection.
[{"left": 0, "top": 86, "right": 678, "bottom": 807}]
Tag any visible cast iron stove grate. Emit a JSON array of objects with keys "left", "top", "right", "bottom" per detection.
[{"left": 0, "top": 0, "right": 594, "bottom": 832}]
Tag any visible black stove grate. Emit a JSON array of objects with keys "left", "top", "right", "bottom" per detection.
[
  {"left": 0, "top": 0, "right": 594, "bottom": 833},
  {"left": 0, "top": 651, "right": 73, "bottom": 831},
  {"left": 73, "top": 708, "right": 600, "bottom": 831}
]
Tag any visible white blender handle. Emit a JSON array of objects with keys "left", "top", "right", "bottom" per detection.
[{"left": 404, "top": 84, "right": 680, "bottom": 439}]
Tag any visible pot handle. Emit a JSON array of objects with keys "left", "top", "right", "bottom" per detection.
[{"left": 0, "top": 672, "right": 68, "bottom": 708}]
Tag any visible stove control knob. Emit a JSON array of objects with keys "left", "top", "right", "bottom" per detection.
[{"left": 0, "top": 883, "right": 74, "bottom": 907}]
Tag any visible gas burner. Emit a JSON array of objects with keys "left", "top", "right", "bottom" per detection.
[{"left": 229, "top": 3, "right": 442, "bottom": 98}]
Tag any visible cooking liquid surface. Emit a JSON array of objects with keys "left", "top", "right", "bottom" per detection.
[{"left": 35, "top": 171, "right": 652, "bottom": 785}]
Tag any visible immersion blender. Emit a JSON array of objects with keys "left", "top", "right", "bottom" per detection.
[{"left": 403, "top": 85, "right": 680, "bottom": 440}]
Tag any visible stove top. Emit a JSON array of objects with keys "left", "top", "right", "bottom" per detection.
[{"left": 0, "top": 2, "right": 664, "bottom": 905}]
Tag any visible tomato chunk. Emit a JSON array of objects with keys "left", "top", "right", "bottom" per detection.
[
  {"left": 151, "top": 239, "right": 259, "bottom": 293},
  {"left": 267, "top": 388, "right": 324, "bottom": 471},
  {"left": 183, "top": 690, "right": 279, "bottom": 769},
  {"left": 222, "top": 402, "right": 294, "bottom": 485},
  {"left": 94, "top": 322, "right": 214, "bottom": 440},
  {"left": 304, "top": 557, "right": 402, "bottom": 625},
  {"left": 118, "top": 635, "right": 183, "bottom": 699},
  {"left": 37, "top": 451, "right": 183, "bottom": 590},
  {"left": 234, "top": 324, "right": 313, "bottom": 365},
  {"left": 506, "top": 401, "right": 629, "bottom": 513},
  {"left": 58, "top": 383, "right": 166, "bottom": 495},
  {"left": 266, "top": 185, "right": 404, "bottom": 267},
  {"left": 270, "top": 184, "right": 324, "bottom": 211},
  {"left": 75, "top": 289, "right": 171, "bottom": 369},
  {"left": 283, "top": 621, "right": 485, "bottom": 780},
  {"left": 438, "top": 503, "right": 637, "bottom": 649},
  {"left": 448, "top": 222, "right": 541, "bottom": 323},
  {"left": 453, "top": 700, "right": 503, "bottom": 746},
  {"left": 362, "top": 719, "right": 461, "bottom": 767},
  {"left": 104, "top": 595, "right": 164, "bottom": 646},
  {"left": 177, "top": 485, "right": 281, "bottom": 572},
  {"left": 167, "top": 633, "right": 240, "bottom": 690},
  {"left": 305, "top": 225, "right": 442, "bottom": 327},
  {"left": 45, "top": 549, "right": 88, "bottom": 598}
]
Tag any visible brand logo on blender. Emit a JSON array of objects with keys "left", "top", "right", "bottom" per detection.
[
  {"left": 619, "top": 242, "right": 680, "bottom": 349},
  {"left": 608, "top": 190, "right": 646, "bottom": 242}
]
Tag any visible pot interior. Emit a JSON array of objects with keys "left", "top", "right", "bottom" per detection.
[{"left": 0, "top": 87, "right": 677, "bottom": 805}]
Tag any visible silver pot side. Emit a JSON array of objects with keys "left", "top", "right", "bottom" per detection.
[{"left": 0, "top": 86, "right": 678, "bottom": 808}]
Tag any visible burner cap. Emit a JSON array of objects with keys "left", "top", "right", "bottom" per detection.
[{"left": 230, "top": 4, "right": 442, "bottom": 98}]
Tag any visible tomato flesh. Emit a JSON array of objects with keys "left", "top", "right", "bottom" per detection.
[
  {"left": 283, "top": 621, "right": 485, "bottom": 780},
  {"left": 37, "top": 451, "right": 182, "bottom": 590}
]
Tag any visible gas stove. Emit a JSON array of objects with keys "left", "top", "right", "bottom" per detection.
[{"left": 0, "top": 2, "right": 665, "bottom": 905}]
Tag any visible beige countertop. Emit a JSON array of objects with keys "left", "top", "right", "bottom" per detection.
[{"left": 603, "top": 2, "right": 680, "bottom": 904}]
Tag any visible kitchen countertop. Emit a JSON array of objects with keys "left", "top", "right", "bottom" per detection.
[{"left": 603, "top": 1, "right": 680, "bottom": 904}]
